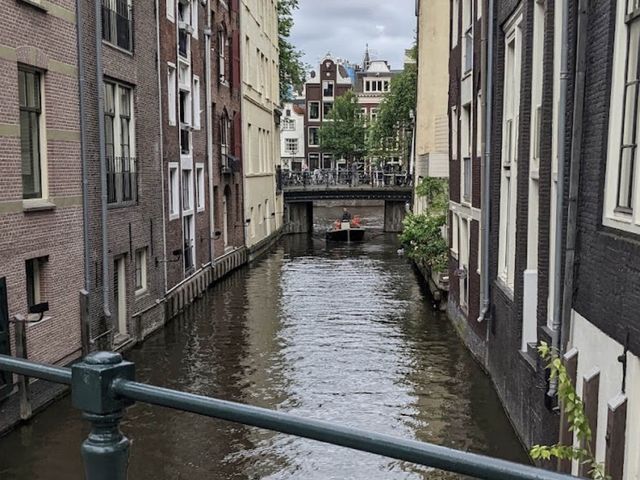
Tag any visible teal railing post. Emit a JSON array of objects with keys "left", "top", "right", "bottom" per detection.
[{"left": 71, "top": 352, "right": 135, "bottom": 480}]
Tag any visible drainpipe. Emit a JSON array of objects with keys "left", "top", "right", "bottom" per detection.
[
  {"left": 205, "top": 1, "right": 215, "bottom": 263},
  {"left": 76, "top": 0, "right": 90, "bottom": 293},
  {"left": 95, "top": 0, "right": 111, "bottom": 324},
  {"left": 560, "top": 0, "right": 588, "bottom": 353},
  {"left": 478, "top": 0, "right": 493, "bottom": 324},
  {"left": 155, "top": 0, "right": 169, "bottom": 293},
  {"left": 548, "top": 0, "right": 570, "bottom": 398}
]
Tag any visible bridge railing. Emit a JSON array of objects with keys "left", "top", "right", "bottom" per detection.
[
  {"left": 282, "top": 169, "right": 413, "bottom": 189},
  {"left": 0, "top": 352, "right": 574, "bottom": 480}
]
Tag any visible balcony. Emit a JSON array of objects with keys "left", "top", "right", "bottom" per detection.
[
  {"left": 221, "top": 153, "right": 236, "bottom": 175},
  {"left": 102, "top": 0, "right": 132, "bottom": 51},
  {"left": 107, "top": 156, "right": 137, "bottom": 205}
]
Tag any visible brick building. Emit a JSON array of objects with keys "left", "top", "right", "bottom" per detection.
[
  {"left": 82, "top": 0, "right": 166, "bottom": 348},
  {"left": 0, "top": 0, "right": 85, "bottom": 412},
  {"left": 445, "top": 0, "right": 640, "bottom": 476},
  {"left": 303, "top": 55, "right": 352, "bottom": 171}
]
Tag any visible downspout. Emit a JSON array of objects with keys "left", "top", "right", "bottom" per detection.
[
  {"left": 155, "top": 0, "right": 168, "bottom": 293},
  {"left": 560, "top": 0, "right": 588, "bottom": 353},
  {"left": 76, "top": 0, "right": 90, "bottom": 293},
  {"left": 478, "top": 0, "right": 493, "bottom": 324},
  {"left": 95, "top": 0, "right": 111, "bottom": 324},
  {"left": 205, "top": 1, "right": 215, "bottom": 263},
  {"left": 548, "top": 0, "right": 570, "bottom": 398}
]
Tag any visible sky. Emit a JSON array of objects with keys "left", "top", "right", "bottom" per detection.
[{"left": 290, "top": 0, "right": 417, "bottom": 72}]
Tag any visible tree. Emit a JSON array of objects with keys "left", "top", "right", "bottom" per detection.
[
  {"left": 367, "top": 46, "right": 418, "bottom": 165},
  {"left": 278, "top": 0, "right": 305, "bottom": 102},
  {"left": 319, "top": 91, "right": 367, "bottom": 163}
]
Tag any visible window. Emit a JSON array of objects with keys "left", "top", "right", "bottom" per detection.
[
  {"left": 370, "top": 108, "right": 378, "bottom": 122},
  {"left": 459, "top": 218, "right": 470, "bottom": 310},
  {"left": 19, "top": 68, "right": 43, "bottom": 200},
  {"left": 462, "top": 0, "right": 473, "bottom": 73},
  {"left": 179, "top": 88, "right": 191, "bottom": 155},
  {"left": 384, "top": 81, "right": 390, "bottom": 92},
  {"left": 451, "top": 106, "right": 458, "bottom": 161},
  {"left": 196, "top": 164, "right": 205, "bottom": 211},
  {"left": 282, "top": 118, "right": 295, "bottom": 130},
  {"left": 451, "top": 0, "right": 459, "bottom": 49},
  {"left": 308, "top": 153, "right": 320, "bottom": 170},
  {"left": 182, "top": 168, "right": 193, "bottom": 212},
  {"left": 461, "top": 104, "right": 472, "bottom": 203},
  {"left": 134, "top": 248, "right": 147, "bottom": 293},
  {"left": 308, "top": 127, "right": 319, "bottom": 147},
  {"left": 169, "top": 163, "right": 179, "bottom": 219},
  {"left": 166, "top": 0, "right": 174, "bottom": 21},
  {"left": 220, "top": 112, "right": 230, "bottom": 165},
  {"left": 323, "top": 102, "right": 333, "bottom": 119},
  {"left": 26, "top": 257, "right": 47, "bottom": 311},
  {"left": 183, "top": 215, "right": 194, "bottom": 272},
  {"left": 168, "top": 64, "right": 177, "bottom": 126},
  {"left": 308, "top": 101, "right": 320, "bottom": 120},
  {"left": 104, "top": 81, "right": 136, "bottom": 204},
  {"left": 218, "top": 27, "right": 228, "bottom": 83},
  {"left": 322, "top": 153, "right": 333, "bottom": 169},
  {"left": 323, "top": 80, "right": 334, "bottom": 98},
  {"left": 192, "top": 76, "right": 201, "bottom": 129},
  {"left": 178, "top": 1, "right": 191, "bottom": 58},
  {"left": 102, "top": 0, "right": 132, "bottom": 51},
  {"left": 451, "top": 212, "right": 459, "bottom": 257},
  {"left": 285, "top": 138, "right": 298, "bottom": 154},
  {"left": 604, "top": 0, "right": 640, "bottom": 232},
  {"left": 498, "top": 9, "right": 523, "bottom": 291},
  {"left": 191, "top": 0, "right": 198, "bottom": 38}
]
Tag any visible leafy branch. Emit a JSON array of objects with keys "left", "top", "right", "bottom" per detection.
[{"left": 530, "top": 342, "right": 608, "bottom": 480}]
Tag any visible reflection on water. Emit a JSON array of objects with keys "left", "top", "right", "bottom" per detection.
[{"left": 0, "top": 230, "right": 528, "bottom": 479}]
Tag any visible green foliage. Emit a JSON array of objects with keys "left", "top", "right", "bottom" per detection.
[
  {"left": 400, "top": 178, "right": 449, "bottom": 272},
  {"left": 367, "top": 46, "right": 417, "bottom": 163},
  {"left": 319, "top": 91, "right": 367, "bottom": 162},
  {"left": 530, "top": 342, "right": 608, "bottom": 480},
  {"left": 278, "top": 0, "right": 305, "bottom": 102}
]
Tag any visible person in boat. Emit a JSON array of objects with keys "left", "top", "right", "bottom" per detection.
[{"left": 341, "top": 208, "right": 352, "bottom": 221}]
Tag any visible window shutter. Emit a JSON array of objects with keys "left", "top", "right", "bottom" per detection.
[{"left": 232, "top": 30, "right": 241, "bottom": 89}]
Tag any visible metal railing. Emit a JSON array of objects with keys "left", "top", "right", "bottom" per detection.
[
  {"left": 282, "top": 169, "right": 413, "bottom": 189},
  {"left": 107, "top": 156, "right": 137, "bottom": 204},
  {"left": 0, "top": 352, "right": 575, "bottom": 480}
]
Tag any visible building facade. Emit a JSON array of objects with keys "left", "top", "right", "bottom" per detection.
[
  {"left": 445, "top": 1, "right": 640, "bottom": 477},
  {"left": 303, "top": 56, "right": 352, "bottom": 171},
  {"left": 414, "top": 0, "right": 450, "bottom": 214},
  {"left": 280, "top": 96, "right": 306, "bottom": 172},
  {"left": 0, "top": 0, "right": 86, "bottom": 411},
  {"left": 210, "top": 0, "right": 245, "bottom": 256},
  {"left": 240, "top": 0, "right": 282, "bottom": 247}
]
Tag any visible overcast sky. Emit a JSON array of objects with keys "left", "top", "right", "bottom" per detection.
[{"left": 290, "top": 0, "right": 416, "bottom": 71}]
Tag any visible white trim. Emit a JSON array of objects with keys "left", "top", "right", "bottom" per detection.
[
  {"left": 449, "top": 200, "right": 481, "bottom": 221},
  {"left": 196, "top": 163, "right": 205, "bottom": 212},
  {"left": 168, "top": 162, "right": 180, "bottom": 220}
]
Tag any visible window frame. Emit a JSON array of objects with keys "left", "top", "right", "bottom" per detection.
[
  {"left": 134, "top": 247, "right": 148, "bottom": 294},
  {"left": 102, "top": 0, "right": 133, "bottom": 52},
  {"left": 308, "top": 101, "right": 320, "bottom": 121},
  {"left": 196, "top": 163, "right": 205, "bottom": 212},
  {"left": 168, "top": 162, "right": 180, "bottom": 220},
  {"left": 18, "top": 66, "right": 45, "bottom": 200},
  {"left": 308, "top": 127, "right": 320, "bottom": 147}
]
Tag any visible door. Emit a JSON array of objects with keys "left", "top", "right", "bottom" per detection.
[
  {"left": 114, "top": 258, "right": 127, "bottom": 336},
  {"left": 0, "top": 277, "right": 12, "bottom": 398},
  {"left": 222, "top": 191, "right": 229, "bottom": 248}
]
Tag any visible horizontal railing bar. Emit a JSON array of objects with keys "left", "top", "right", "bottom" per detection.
[
  {"left": 0, "top": 355, "right": 72, "bottom": 385},
  {"left": 113, "top": 379, "right": 574, "bottom": 480}
]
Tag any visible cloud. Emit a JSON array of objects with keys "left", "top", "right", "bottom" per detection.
[{"left": 290, "top": 0, "right": 416, "bottom": 70}]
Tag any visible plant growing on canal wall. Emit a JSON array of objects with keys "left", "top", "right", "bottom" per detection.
[
  {"left": 400, "top": 178, "right": 448, "bottom": 272},
  {"left": 530, "top": 342, "right": 608, "bottom": 480}
]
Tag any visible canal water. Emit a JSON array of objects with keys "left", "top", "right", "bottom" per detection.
[{"left": 0, "top": 206, "right": 528, "bottom": 479}]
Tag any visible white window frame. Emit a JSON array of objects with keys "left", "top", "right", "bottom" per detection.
[
  {"left": 182, "top": 168, "right": 194, "bottom": 215},
  {"left": 451, "top": 211, "right": 459, "bottom": 258},
  {"left": 168, "top": 63, "right": 177, "bottom": 126},
  {"left": 603, "top": 0, "right": 640, "bottom": 233},
  {"left": 191, "top": 0, "right": 198, "bottom": 39},
  {"left": 452, "top": 0, "right": 460, "bottom": 49},
  {"left": 308, "top": 101, "right": 320, "bottom": 121},
  {"left": 192, "top": 75, "right": 201, "bottom": 129},
  {"left": 462, "top": 0, "right": 473, "bottom": 74},
  {"left": 461, "top": 102, "right": 472, "bottom": 204},
  {"left": 166, "top": 0, "right": 174, "bottom": 21},
  {"left": 497, "top": 7, "right": 523, "bottom": 293},
  {"left": 285, "top": 138, "right": 298, "bottom": 154},
  {"left": 168, "top": 162, "right": 179, "bottom": 220},
  {"left": 308, "top": 153, "right": 320, "bottom": 169},
  {"left": 196, "top": 163, "right": 205, "bottom": 212},
  {"left": 322, "top": 80, "right": 334, "bottom": 98},
  {"left": 308, "top": 127, "right": 319, "bottom": 147},
  {"left": 451, "top": 105, "right": 458, "bottom": 161},
  {"left": 134, "top": 247, "right": 148, "bottom": 295}
]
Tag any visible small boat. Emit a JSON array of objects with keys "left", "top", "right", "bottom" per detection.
[{"left": 326, "top": 217, "right": 365, "bottom": 242}]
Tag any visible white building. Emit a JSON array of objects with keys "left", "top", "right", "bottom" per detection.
[
  {"left": 240, "top": 0, "right": 282, "bottom": 247},
  {"left": 280, "top": 97, "right": 306, "bottom": 171}
]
